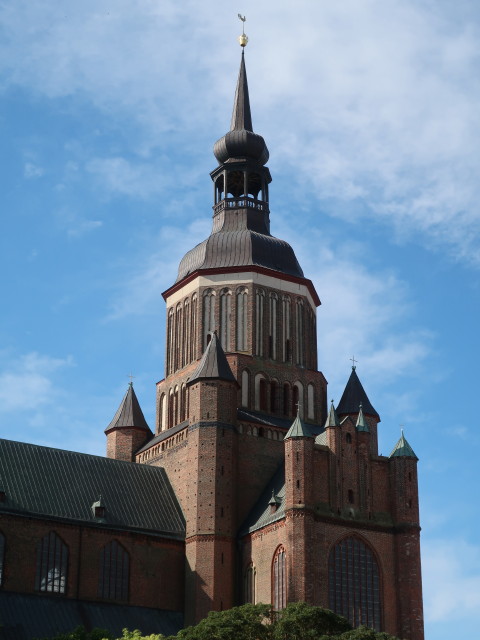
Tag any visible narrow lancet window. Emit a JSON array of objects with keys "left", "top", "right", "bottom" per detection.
[
  {"left": 269, "top": 293, "right": 278, "bottom": 359},
  {"left": 244, "top": 563, "right": 257, "bottom": 604},
  {"left": 272, "top": 546, "right": 286, "bottom": 611},
  {"left": 282, "top": 296, "right": 291, "bottom": 362},
  {"left": 35, "top": 532, "right": 68, "bottom": 594},
  {"left": 219, "top": 289, "right": 232, "bottom": 351},
  {"left": 236, "top": 287, "right": 248, "bottom": 351},
  {"left": 255, "top": 289, "right": 265, "bottom": 356},
  {"left": 98, "top": 540, "right": 130, "bottom": 601},
  {"left": 203, "top": 289, "right": 216, "bottom": 350}
]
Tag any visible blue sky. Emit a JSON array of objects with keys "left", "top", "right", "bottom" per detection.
[{"left": 1, "top": 1, "right": 479, "bottom": 637}]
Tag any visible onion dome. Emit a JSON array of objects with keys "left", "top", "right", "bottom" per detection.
[{"left": 213, "top": 51, "right": 269, "bottom": 165}]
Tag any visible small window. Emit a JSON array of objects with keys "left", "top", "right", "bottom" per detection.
[
  {"left": 348, "top": 489, "right": 354, "bottom": 504},
  {"left": 346, "top": 433, "right": 352, "bottom": 444},
  {"left": 35, "top": 532, "right": 68, "bottom": 594}
]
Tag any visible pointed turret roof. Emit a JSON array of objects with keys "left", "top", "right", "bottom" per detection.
[
  {"left": 213, "top": 52, "right": 269, "bottom": 166},
  {"left": 105, "top": 384, "right": 151, "bottom": 433},
  {"left": 389, "top": 431, "right": 418, "bottom": 459},
  {"left": 356, "top": 404, "right": 370, "bottom": 433},
  {"left": 188, "top": 332, "right": 237, "bottom": 384},
  {"left": 336, "top": 368, "right": 379, "bottom": 419},
  {"left": 285, "top": 412, "right": 314, "bottom": 439},
  {"left": 230, "top": 51, "right": 253, "bottom": 132},
  {"left": 324, "top": 400, "right": 340, "bottom": 428}
]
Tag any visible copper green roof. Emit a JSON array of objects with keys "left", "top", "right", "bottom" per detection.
[
  {"left": 239, "top": 464, "right": 285, "bottom": 536},
  {"left": 105, "top": 383, "right": 152, "bottom": 434},
  {"left": 0, "top": 439, "right": 185, "bottom": 538},
  {"left": 336, "top": 367, "right": 379, "bottom": 419},
  {"left": 356, "top": 404, "right": 370, "bottom": 432},
  {"left": 389, "top": 431, "right": 418, "bottom": 459},
  {"left": 285, "top": 412, "right": 314, "bottom": 439},
  {"left": 324, "top": 400, "right": 340, "bottom": 428}
]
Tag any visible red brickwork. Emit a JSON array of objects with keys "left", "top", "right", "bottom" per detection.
[{"left": 0, "top": 513, "right": 184, "bottom": 611}]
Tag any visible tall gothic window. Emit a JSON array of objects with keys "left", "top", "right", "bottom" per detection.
[
  {"left": 241, "top": 369, "right": 250, "bottom": 407},
  {"left": 282, "top": 296, "right": 291, "bottom": 362},
  {"left": 167, "top": 308, "right": 174, "bottom": 375},
  {"left": 175, "top": 304, "right": 182, "bottom": 370},
  {"left": 307, "top": 384, "right": 315, "bottom": 420},
  {"left": 255, "top": 289, "right": 265, "bottom": 356},
  {"left": 328, "top": 537, "right": 382, "bottom": 630},
  {"left": 272, "top": 546, "right": 286, "bottom": 610},
  {"left": 295, "top": 299, "right": 304, "bottom": 366},
  {"left": 183, "top": 298, "right": 190, "bottom": 367},
  {"left": 158, "top": 393, "right": 166, "bottom": 432},
  {"left": 0, "top": 532, "right": 4, "bottom": 586},
  {"left": 203, "top": 289, "right": 216, "bottom": 350},
  {"left": 35, "top": 531, "right": 68, "bottom": 594},
  {"left": 219, "top": 288, "right": 232, "bottom": 351},
  {"left": 98, "top": 540, "right": 130, "bottom": 601},
  {"left": 244, "top": 563, "right": 256, "bottom": 604},
  {"left": 236, "top": 287, "right": 248, "bottom": 351},
  {"left": 283, "top": 383, "right": 290, "bottom": 417},
  {"left": 191, "top": 293, "right": 198, "bottom": 362},
  {"left": 269, "top": 293, "right": 278, "bottom": 359}
]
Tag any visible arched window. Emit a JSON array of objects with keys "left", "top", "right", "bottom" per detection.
[
  {"left": 183, "top": 298, "right": 190, "bottom": 367},
  {"left": 219, "top": 288, "right": 232, "bottom": 351},
  {"left": 236, "top": 287, "right": 248, "bottom": 351},
  {"left": 255, "top": 289, "right": 265, "bottom": 356},
  {"left": 270, "top": 380, "right": 277, "bottom": 413},
  {"left": 180, "top": 384, "right": 187, "bottom": 422},
  {"left": 293, "top": 382, "right": 304, "bottom": 418},
  {"left": 283, "top": 383, "right": 290, "bottom": 417},
  {"left": 167, "top": 308, "right": 174, "bottom": 375},
  {"left": 255, "top": 373, "right": 267, "bottom": 411},
  {"left": 282, "top": 296, "right": 291, "bottom": 362},
  {"left": 98, "top": 540, "right": 130, "bottom": 601},
  {"left": 173, "top": 386, "right": 179, "bottom": 425},
  {"left": 0, "top": 532, "right": 4, "bottom": 586},
  {"left": 241, "top": 370, "right": 250, "bottom": 408},
  {"left": 191, "top": 294, "right": 198, "bottom": 362},
  {"left": 272, "top": 546, "right": 286, "bottom": 611},
  {"left": 295, "top": 299, "right": 304, "bottom": 366},
  {"left": 168, "top": 389, "right": 174, "bottom": 429},
  {"left": 158, "top": 393, "right": 166, "bottom": 432},
  {"left": 35, "top": 531, "right": 68, "bottom": 594},
  {"left": 328, "top": 537, "right": 382, "bottom": 630},
  {"left": 307, "top": 383, "right": 315, "bottom": 420},
  {"left": 175, "top": 303, "right": 182, "bottom": 371},
  {"left": 203, "top": 289, "right": 216, "bottom": 350},
  {"left": 269, "top": 293, "right": 278, "bottom": 359},
  {"left": 244, "top": 563, "right": 256, "bottom": 604}
]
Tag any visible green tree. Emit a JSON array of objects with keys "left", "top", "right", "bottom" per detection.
[
  {"left": 273, "top": 602, "right": 351, "bottom": 640},
  {"left": 175, "top": 603, "right": 273, "bottom": 640}
]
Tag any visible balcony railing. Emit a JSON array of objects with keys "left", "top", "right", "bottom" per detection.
[{"left": 213, "top": 197, "right": 269, "bottom": 215}]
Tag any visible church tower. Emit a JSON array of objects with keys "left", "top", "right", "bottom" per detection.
[{"left": 127, "top": 33, "right": 423, "bottom": 640}]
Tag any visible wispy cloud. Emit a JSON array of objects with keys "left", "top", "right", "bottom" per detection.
[
  {"left": 0, "top": 351, "right": 73, "bottom": 413},
  {"left": 423, "top": 537, "right": 480, "bottom": 623},
  {"left": 24, "top": 162, "right": 44, "bottom": 178}
]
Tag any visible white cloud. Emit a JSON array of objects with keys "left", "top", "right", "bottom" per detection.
[
  {"left": 423, "top": 537, "right": 480, "bottom": 622},
  {"left": 0, "top": 352, "right": 73, "bottom": 413},
  {"left": 86, "top": 156, "right": 170, "bottom": 199},
  {"left": 24, "top": 162, "right": 44, "bottom": 178}
]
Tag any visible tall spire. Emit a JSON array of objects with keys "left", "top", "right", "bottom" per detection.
[{"left": 230, "top": 52, "right": 253, "bottom": 132}]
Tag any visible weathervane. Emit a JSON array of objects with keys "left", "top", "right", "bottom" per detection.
[{"left": 237, "top": 14, "right": 248, "bottom": 48}]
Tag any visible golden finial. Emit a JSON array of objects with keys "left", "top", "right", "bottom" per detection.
[{"left": 237, "top": 14, "right": 248, "bottom": 48}]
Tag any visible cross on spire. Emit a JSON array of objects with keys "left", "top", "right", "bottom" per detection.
[
  {"left": 350, "top": 355, "right": 358, "bottom": 370},
  {"left": 128, "top": 372, "right": 135, "bottom": 386}
]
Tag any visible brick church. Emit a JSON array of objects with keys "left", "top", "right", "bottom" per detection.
[{"left": 0, "top": 44, "right": 423, "bottom": 640}]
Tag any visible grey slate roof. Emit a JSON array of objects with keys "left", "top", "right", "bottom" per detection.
[
  {"left": 105, "top": 383, "right": 152, "bottom": 433},
  {"left": 0, "top": 591, "right": 183, "bottom": 640},
  {"left": 213, "top": 51, "right": 269, "bottom": 166},
  {"left": 188, "top": 333, "right": 237, "bottom": 384},
  {"left": 0, "top": 439, "right": 185, "bottom": 538},
  {"left": 389, "top": 431, "right": 418, "bottom": 459},
  {"left": 336, "top": 367, "right": 379, "bottom": 419},
  {"left": 239, "top": 464, "right": 285, "bottom": 536},
  {"left": 285, "top": 413, "right": 314, "bottom": 439}
]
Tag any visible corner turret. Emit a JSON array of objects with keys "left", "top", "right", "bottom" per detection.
[{"left": 105, "top": 383, "right": 153, "bottom": 461}]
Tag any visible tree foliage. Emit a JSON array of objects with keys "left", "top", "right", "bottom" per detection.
[{"left": 39, "top": 604, "right": 401, "bottom": 640}]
